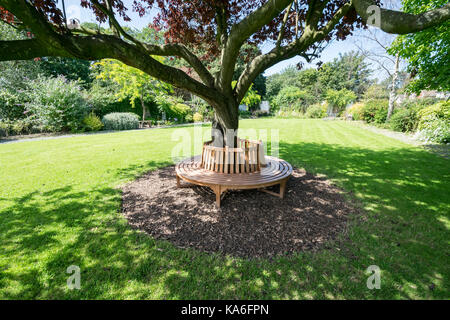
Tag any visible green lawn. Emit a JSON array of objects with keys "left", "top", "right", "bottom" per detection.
[{"left": 0, "top": 119, "right": 449, "bottom": 299}]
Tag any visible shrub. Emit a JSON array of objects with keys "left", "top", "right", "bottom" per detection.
[
  {"left": 346, "top": 102, "right": 364, "bottom": 120},
  {"left": 0, "top": 89, "right": 27, "bottom": 121},
  {"left": 253, "top": 110, "right": 271, "bottom": 117},
  {"left": 374, "top": 107, "right": 388, "bottom": 124},
  {"left": 0, "top": 120, "right": 12, "bottom": 137},
  {"left": 325, "top": 89, "right": 357, "bottom": 115},
  {"left": 416, "top": 101, "right": 450, "bottom": 130},
  {"left": 11, "top": 118, "right": 35, "bottom": 135},
  {"left": 398, "top": 97, "right": 441, "bottom": 111},
  {"left": 414, "top": 102, "right": 450, "bottom": 143},
  {"left": 239, "top": 110, "right": 252, "bottom": 119},
  {"left": 0, "top": 118, "right": 39, "bottom": 136},
  {"left": 361, "top": 99, "right": 389, "bottom": 124},
  {"left": 305, "top": 103, "right": 327, "bottom": 119},
  {"left": 25, "top": 76, "right": 90, "bottom": 132},
  {"left": 389, "top": 108, "right": 418, "bottom": 132},
  {"left": 414, "top": 118, "right": 450, "bottom": 144},
  {"left": 83, "top": 113, "right": 103, "bottom": 131},
  {"left": 193, "top": 112, "right": 203, "bottom": 122},
  {"left": 364, "top": 84, "right": 389, "bottom": 100},
  {"left": 272, "top": 86, "right": 315, "bottom": 113},
  {"left": 102, "top": 112, "right": 140, "bottom": 131},
  {"left": 276, "top": 108, "right": 304, "bottom": 118},
  {"left": 185, "top": 114, "right": 193, "bottom": 123},
  {"left": 167, "top": 103, "right": 191, "bottom": 122}
]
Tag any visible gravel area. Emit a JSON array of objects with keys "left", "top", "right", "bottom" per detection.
[{"left": 121, "top": 166, "right": 358, "bottom": 259}]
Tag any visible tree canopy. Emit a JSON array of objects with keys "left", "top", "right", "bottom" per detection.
[
  {"left": 389, "top": 0, "right": 450, "bottom": 93},
  {"left": 94, "top": 57, "right": 170, "bottom": 109},
  {"left": 266, "top": 51, "right": 372, "bottom": 101}
]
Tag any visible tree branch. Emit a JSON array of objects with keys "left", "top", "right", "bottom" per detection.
[
  {"left": 353, "top": 0, "right": 450, "bottom": 34},
  {"left": 0, "top": 38, "right": 68, "bottom": 60},
  {"left": 0, "top": 0, "right": 216, "bottom": 93},
  {"left": 235, "top": 0, "right": 352, "bottom": 102},
  {"left": 89, "top": 0, "right": 140, "bottom": 46},
  {"left": 90, "top": 1, "right": 215, "bottom": 88},
  {"left": 276, "top": 2, "right": 293, "bottom": 48},
  {"left": 219, "top": 0, "right": 294, "bottom": 93},
  {"left": 0, "top": 0, "right": 65, "bottom": 49},
  {"left": 141, "top": 43, "right": 215, "bottom": 87},
  {"left": 311, "top": 1, "right": 352, "bottom": 39}
]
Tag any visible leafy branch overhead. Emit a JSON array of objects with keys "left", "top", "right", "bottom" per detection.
[
  {"left": 0, "top": 0, "right": 449, "bottom": 134},
  {"left": 93, "top": 57, "right": 172, "bottom": 109}
]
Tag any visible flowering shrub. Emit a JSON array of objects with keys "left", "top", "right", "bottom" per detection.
[
  {"left": 305, "top": 103, "right": 327, "bottom": 119},
  {"left": 414, "top": 102, "right": 450, "bottom": 143},
  {"left": 193, "top": 112, "right": 203, "bottom": 122},
  {"left": 83, "top": 113, "right": 103, "bottom": 131},
  {"left": 360, "top": 99, "right": 389, "bottom": 124},
  {"left": 102, "top": 112, "right": 140, "bottom": 131},
  {"left": 346, "top": 102, "right": 364, "bottom": 120},
  {"left": 25, "top": 76, "right": 89, "bottom": 132}
]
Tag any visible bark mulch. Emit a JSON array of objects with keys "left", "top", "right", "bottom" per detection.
[{"left": 121, "top": 166, "right": 358, "bottom": 259}]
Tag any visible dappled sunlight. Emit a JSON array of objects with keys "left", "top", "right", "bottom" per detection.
[{"left": 0, "top": 120, "right": 448, "bottom": 299}]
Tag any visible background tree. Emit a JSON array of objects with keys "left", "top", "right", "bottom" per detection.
[
  {"left": 266, "top": 51, "right": 372, "bottom": 103},
  {"left": 39, "top": 57, "right": 93, "bottom": 86},
  {"left": 389, "top": 0, "right": 450, "bottom": 94},
  {"left": 0, "top": 0, "right": 449, "bottom": 146},
  {"left": 232, "top": 81, "right": 262, "bottom": 111},
  {"left": 355, "top": 29, "right": 401, "bottom": 120},
  {"left": 273, "top": 86, "right": 315, "bottom": 113},
  {"left": 94, "top": 58, "right": 171, "bottom": 121},
  {"left": 318, "top": 51, "right": 373, "bottom": 98},
  {"left": 325, "top": 88, "right": 357, "bottom": 115},
  {"left": 266, "top": 66, "right": 301, "bottom": 99}
]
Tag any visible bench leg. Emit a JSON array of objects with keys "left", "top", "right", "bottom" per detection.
[
  {"left": 215, "top": 186, "right": 222, "bottom": 208},
  {"left": 260, "top": 179, "right": 287, "bottom": 199},
  {"left": 216, "top": 187, "right": 221, "bottom": 208},
  {"left": 211, "top": 185, "right": 225, "bottom": 208},
  {"left": 279, "top": 179, "right": 287, "bottom": 199}
]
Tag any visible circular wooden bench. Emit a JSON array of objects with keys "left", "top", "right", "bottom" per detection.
[{"left": 176, "top": 154, "right": 293, "bottom": 208}]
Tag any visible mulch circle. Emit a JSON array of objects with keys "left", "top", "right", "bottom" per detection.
[{"left": 121, "top": 165, "right": 357, "bottom": 259}]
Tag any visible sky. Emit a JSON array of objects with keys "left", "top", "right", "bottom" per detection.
[{"left": 63, "top": 0, "right": 400, "bottom": 81}]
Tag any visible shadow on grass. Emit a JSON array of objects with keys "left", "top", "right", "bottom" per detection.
[{"left": 0, "top": 143, "right": 449, "bottom": 299}]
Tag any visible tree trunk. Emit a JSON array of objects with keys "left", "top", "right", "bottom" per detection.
[
  {"left": 140, "top": 92, "right": 151, "bottom": 124},
  {"left": 387, "top": 53, "right": 400, "bottom": 121},
  {"left": 210, "top": 98, "right": 239, "bottom": 147}
]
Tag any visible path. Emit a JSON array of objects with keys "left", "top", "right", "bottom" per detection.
[{"left": 0, "top": 122, "right": 209, "bottom": 145}]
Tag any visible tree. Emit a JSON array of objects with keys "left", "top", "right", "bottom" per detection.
[
  {"left": 389, "top": 0, "right": 450, "bottom": 93},
  {"left": 325, "top": 88, "right": 357, "bottom": 115},
  {"left": 93, "top": 58, "right": 171, "bottom": 121},
  {"left": 232, "top": 81, "right": 262, "bottom": 111},
  {"left": 39, "top": 57, "right": 93, "bottom": 86},
  {"left": 317, "top": 51, "right": 373, "bottom": 98},
  {"left": 296, "top": 68, "right": 321, "bottom": 96},
  {"left": 273, "top": 86, "right": 314, "bottom": 113},
  {"left": 266, "top": 66, "right": 301, "bottom": 99},
  {"left": 0, "top": 0, "right": 449, "bottom": 146},
  {"left": 355, "top": 28, "right": 402, "bottom": 120},
  {"left": 266, "top": 52, "right": 372, "bottom": 102}
]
